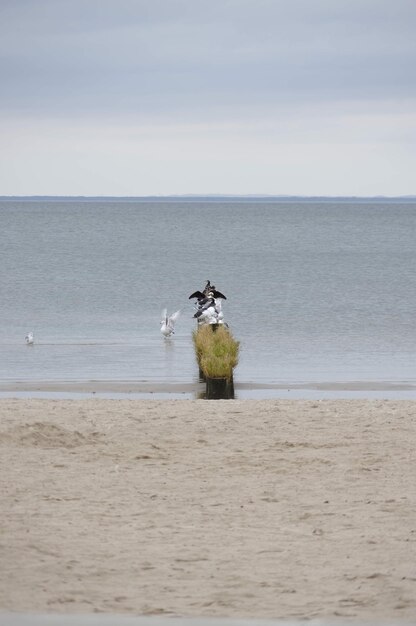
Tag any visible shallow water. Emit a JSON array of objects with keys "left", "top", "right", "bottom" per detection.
[{"left": 1, "top": 198, "right": 415, "bottom": 388}]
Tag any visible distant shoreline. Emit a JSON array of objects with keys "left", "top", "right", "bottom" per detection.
[{"left": 1, "top": 195, "right": 416, "bottom": 202}]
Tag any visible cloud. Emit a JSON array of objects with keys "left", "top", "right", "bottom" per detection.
[
  {"left": 0, "top": 0, "right": 415, "bottom": 195},
  {"left": 1, "top": 0, "right": 415, "bottom": 119}
]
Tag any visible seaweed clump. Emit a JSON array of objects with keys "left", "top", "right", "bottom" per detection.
[{"left": 192, "top": 325, "right": 239, "bottom": 380}]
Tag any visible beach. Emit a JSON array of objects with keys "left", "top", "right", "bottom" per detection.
[{"left": 1, "top": 398, "right": 415, "bottom": 621}]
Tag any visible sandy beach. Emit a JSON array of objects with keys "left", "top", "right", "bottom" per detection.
[{"left": 1, "top": 398, "right": 415, "bottom": 621}]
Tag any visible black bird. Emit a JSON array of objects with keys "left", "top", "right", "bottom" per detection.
[{"left": 189, "top": 279, "right": 227, "bottom": 301}]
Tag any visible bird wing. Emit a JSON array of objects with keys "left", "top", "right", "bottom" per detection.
[
  {"left": 189, "top": 291, "right": 205, "bottom": 300},
  {"left": 213, "top": 290, "right": 226, "bottom": 299},
  {"left": 161, "top": 308, "right": 167, "bottom": 323},
  {"left": 168, "top": 310, "right": 181, "bottom": 324},
  {"left": 196, "top": 296, "right": 209, "bottom": 307}
]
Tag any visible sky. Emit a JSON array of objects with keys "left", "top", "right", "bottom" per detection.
[{"left": 0, "top": 0, "right": 415, "bottom": 197}]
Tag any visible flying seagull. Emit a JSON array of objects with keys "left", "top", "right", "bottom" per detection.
[
  {"left": 25, "top": 332, "right": 34, "bottom": 345},
  {"left": 160, "top": 309, "right": 181, "bottom": 338}
]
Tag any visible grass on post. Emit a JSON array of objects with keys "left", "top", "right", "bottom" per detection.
[{"left": 192, "top": 325, "right": 240, "bottom": 380}]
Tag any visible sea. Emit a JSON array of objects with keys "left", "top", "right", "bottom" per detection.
[{"left": 1, "top": 197, "right": 415, "bottom": 399}]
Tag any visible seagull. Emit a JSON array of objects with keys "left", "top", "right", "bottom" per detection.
[
  {"left": 25, "top": 332, "right": 34, "bottom": 345},
  {"left": 194, "top": 297, "right": 215, "bottom": 319},
  {"left": 160, "top": 309, "right": 181, "bottom": 338},
  {"left": 194, "top": 297, "right": 224, "bottom": 325}
]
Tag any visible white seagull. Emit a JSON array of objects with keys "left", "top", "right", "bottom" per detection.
[
  {"left": 25, "top": 332, "right": 34, "bottom": 345},
  {"left": 194, "top": 296, "right": 225, "bottom": 325},
  {"left": 160, "top": 309, "right": 181, "bottom": 338}
]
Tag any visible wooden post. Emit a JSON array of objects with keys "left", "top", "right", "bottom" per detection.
[{"left": 205, "top": 375, "right": 234, "bottom": 400}]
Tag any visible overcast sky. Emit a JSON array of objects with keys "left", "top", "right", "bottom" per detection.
[{"left": 1, "top": 0, "right": 415, "bottom": 196}]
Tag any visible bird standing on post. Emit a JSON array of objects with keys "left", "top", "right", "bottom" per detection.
[
  {"left": 189, "top": 280, "right": 227, "bottom": 326},
  {"left": 189, "top": 279, "right": 227, "bottom": 302}
]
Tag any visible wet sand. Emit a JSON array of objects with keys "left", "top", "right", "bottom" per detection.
[
  {"left": 1, "top": 380, "right": 416, "bottom": 394},
  {"left": 1, "top": 399, "right": 415, "bottom": 620}
]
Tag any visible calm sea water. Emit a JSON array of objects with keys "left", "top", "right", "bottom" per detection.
[{"left": 1, "top": 198, "right": 415, "bottom": 390}]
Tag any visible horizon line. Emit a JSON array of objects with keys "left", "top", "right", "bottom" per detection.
[{"left": 1, "top": 194, "right": 415, "bottom": 200}]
